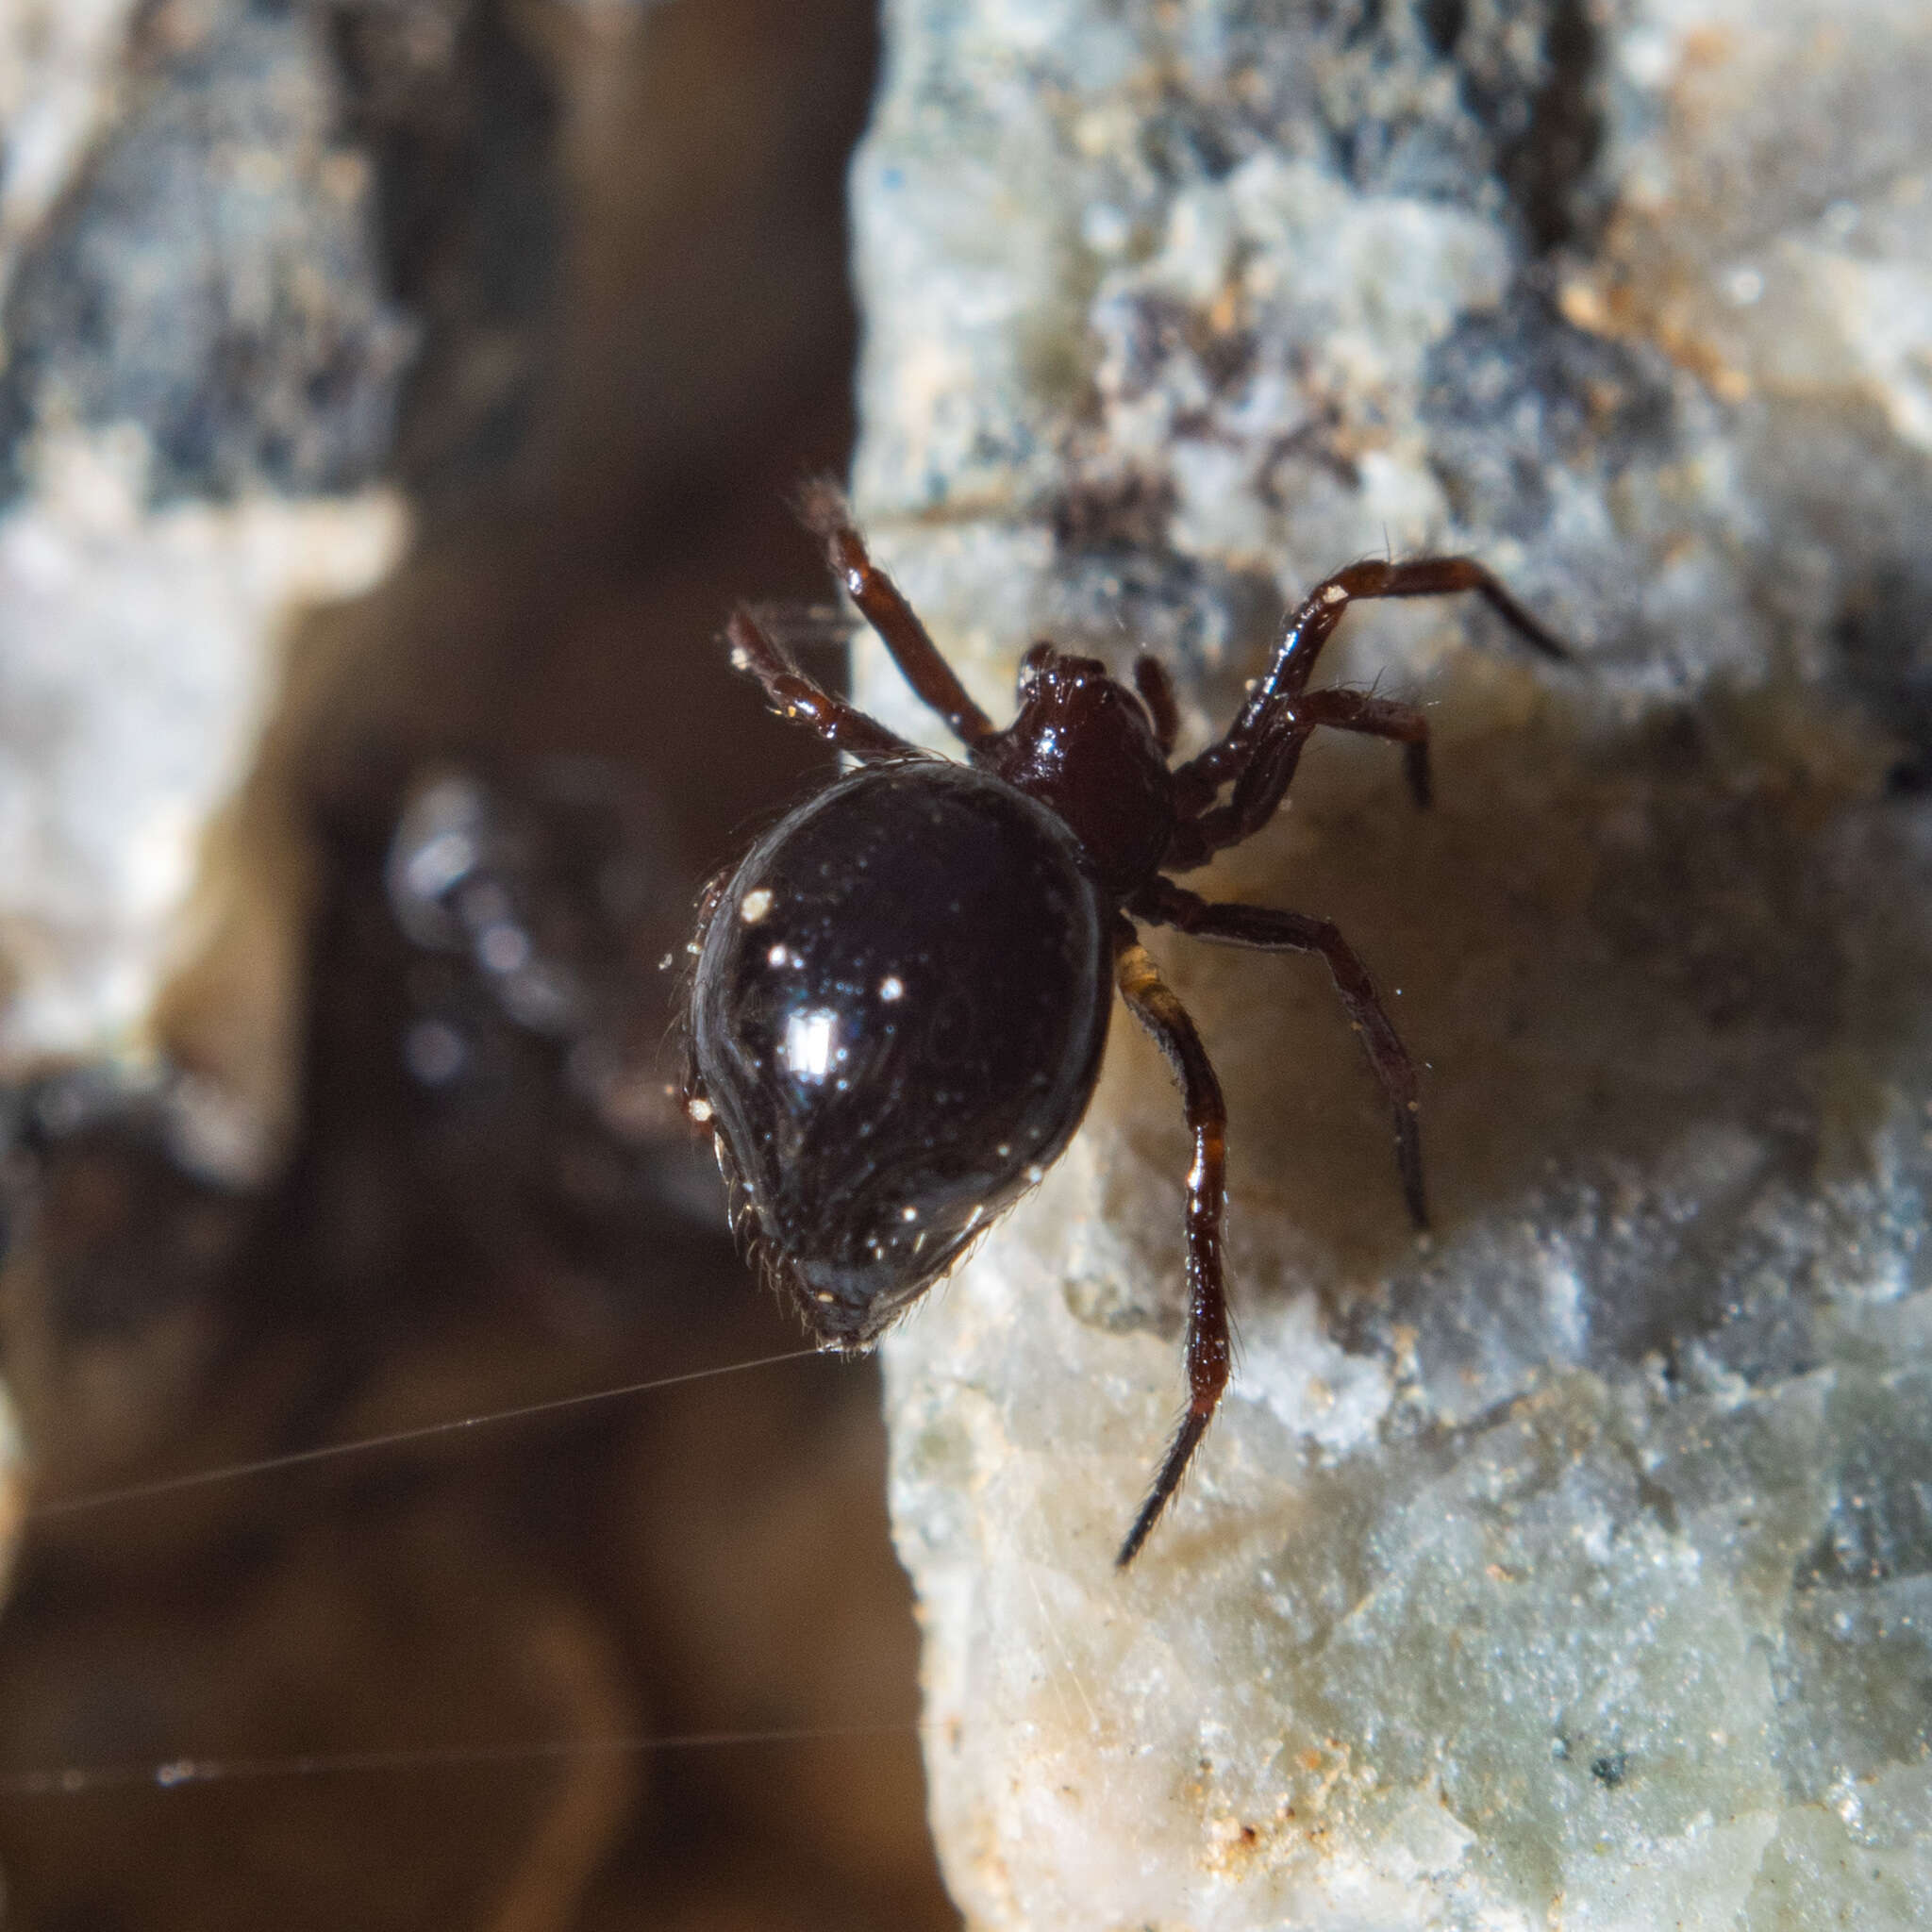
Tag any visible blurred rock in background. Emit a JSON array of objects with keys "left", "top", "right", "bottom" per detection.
[{"left": 0, "top": 2, "right": 960, "bottom": 1927}]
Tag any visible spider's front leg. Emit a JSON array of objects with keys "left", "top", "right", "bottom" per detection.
[
  {"left": 1113, "top": 927, "right": 1232, "bottom": 1568},
  {"left": 1133, "top": 875, "right": 1427, "bottom": 1229},
  {"left": 1300, "top": 688, "right": 1432, "bottom": 810},
  {"left": 1179, "top": 554, "right": 1567, "bottom": 801},
  {"left": 795, "top": 481, "right": 998, "bottom": 752},
  {"left": 1166, "top": 686, "right": 1434, "bottom": 870}
]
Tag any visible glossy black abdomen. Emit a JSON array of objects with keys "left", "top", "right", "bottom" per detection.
[{"left": 691, "top": 759, "right": 1114, "bottom": 1346}]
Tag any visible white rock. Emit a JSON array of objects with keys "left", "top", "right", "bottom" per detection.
[
  {"left": 0, "top": 426, "right": 404, "bottom": 1079},
  {"left": 855, "top": 0, "right": 1932, "bottom": 1923},
  {"left": 0, "top": 0, "right": 412, "bottom": 1162}
]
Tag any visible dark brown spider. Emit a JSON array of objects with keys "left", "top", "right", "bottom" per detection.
[{"left": 685, "top": 481, "right": 1566, "bottom": 1566}]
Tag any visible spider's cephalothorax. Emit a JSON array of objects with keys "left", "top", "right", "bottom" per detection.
[
  {"left": 974, "top": 644, "right": 1177, "bottom": 893},
  {"left": 686, "top": 480, "right": 1566, "bottom": 1566}
]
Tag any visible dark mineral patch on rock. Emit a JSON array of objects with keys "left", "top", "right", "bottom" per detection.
[
  {"left": 0, "top": 0, "right": 565, "bottom": 514},
  {"left": 324, "top": 0, "right": 564, "bottom": 509},
  {"left": 1422, "top": 291, "right": 1674, "bottom": 541},
  {"left": 0, "top": 3, "right": 416, "bottom": 507}
]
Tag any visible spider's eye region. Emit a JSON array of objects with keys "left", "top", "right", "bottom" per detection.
[{"left": 1017, "top": 641, "right": 1057, "bottom": 695}]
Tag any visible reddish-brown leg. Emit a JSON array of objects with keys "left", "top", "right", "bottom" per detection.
[
  {"left": 1113, "top": 928, "right": 1232, "bottom": 1568},
  {"left": 795, "top": 479, "right": 998, "bottom": 750},
  {"left": 1180, "top": 555, "right": 1565, "bottom": 796},
  {"left": 1299, "top": 688, "right": 1432, "bottom": 809},
  {"left": 1165, "top": 713, "right": 1311, "bottom": 871},
  {"left": 1163, "top": 688, "right": 1433, "bottom": 871},
  {"left": 725, "top": 609, "right": 922, "bottom": 764},
  {"left": 1133, "top": 654, "right": 1180, "bottom": 757},
  {"left": 1133, "top": 875, "right": 1427, "bottom": 1229}
]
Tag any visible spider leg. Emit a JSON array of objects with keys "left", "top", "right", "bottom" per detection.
[
  {"left": 1132, "top": 875, "right": 1427, "bottom": 1229},
  {"left": 1165, "top": 685, "right": 1429, "bottom": 871},
  {"left": 1133, "top": 654, "right": 1180, "bottom": 757},
  {"left": 1290, "top": 688, "right": 1430, "bottom": 810},
  {"left": 1164, "top": 711, "right": 1310, "bottom": 870},
  {"left": 725, "top": 608, "right": 923, "bottom": 764},
  {"left": 1113, "top": 928, "right": 1232, "bottom": 1568},
  {"left": 1178, "top": 554, "right": 1565, "bottom": 797},
  {"left": 795, "top": 479, "right": 998, "bottom": 750}
]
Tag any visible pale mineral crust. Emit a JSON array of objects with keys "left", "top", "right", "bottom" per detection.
[{"left": 853, "top": 2, "right": 1932, "bottom": 1925}]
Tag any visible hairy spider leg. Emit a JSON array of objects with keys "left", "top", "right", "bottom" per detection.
[
  {"left": 1217, "top": 689, "right": 1431, "bottom": 842},
  {"left": 1179, "top": 555, "right": 1568, "bottom": 799},
  {"left": 1164, "top": 687, "right": 1432, "bottom": 871},
  {"left": 1113, "top": 930, "right": 1231, "bottom": 1568},
  {"left": 1134, "top": 876, "right": 1427, "bottom": 1230},
  {"left": 1302, "top": 689, "right": 1432, "bottom": 810},
  {"left": 724, "top": 608, "right": 921, "bottom": 764},
  {"left": 1133, "top": 654, "right": 1180, "bottom": 757},
  {"left": 1166, "top": 709, "right": 1307, "bottom": 867},
  {"left": 796, "top": 480, "right": 999, "bottom": 750}
]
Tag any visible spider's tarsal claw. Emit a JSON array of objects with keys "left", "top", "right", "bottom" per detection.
[
  {"left": 1404, "top": 740, "right": 1432, "bottom": 811},
  {"left": 1396, "top": 1112, "right": 1429, "bottom": 1229},
  {"left": 1116, "top": 1407, "right": 1213, "bottom": 1569},
  {"left": 1405, "top": 1174, "right": 1430, "bottom": 1231}
]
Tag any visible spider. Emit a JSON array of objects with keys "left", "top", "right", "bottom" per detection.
[{"left": 685, "top": 481, "right": 1567, "bottom": 1566}]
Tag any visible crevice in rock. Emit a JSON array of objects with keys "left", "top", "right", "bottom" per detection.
[
  {"left": 1496, "top": 0, "right": 1603, "bottom": 255},
  {"left": 321, "top": 0, "right": 564, "bottom": 513}
]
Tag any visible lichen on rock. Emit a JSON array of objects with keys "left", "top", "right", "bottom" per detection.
[{"left": 851, "top": 2, "right": 1932, "bottom": 1924}]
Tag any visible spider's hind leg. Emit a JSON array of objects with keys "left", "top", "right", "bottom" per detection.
[{"left": 1113, "top": 931, "right": 1232, "bottom": 1568}]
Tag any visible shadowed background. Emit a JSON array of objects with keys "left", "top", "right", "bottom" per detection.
[{"left": 0, "top": 2, "right": 962, "bottom": 1926}]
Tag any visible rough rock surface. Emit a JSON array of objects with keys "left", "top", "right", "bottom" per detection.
[{"left": 852, "top": 2, "right": 1932, "bottom": 1924}]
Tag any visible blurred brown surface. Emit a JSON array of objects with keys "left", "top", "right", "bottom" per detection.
[{"left": 0, "top": 2, "right": 960, "bottom": 1927}]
